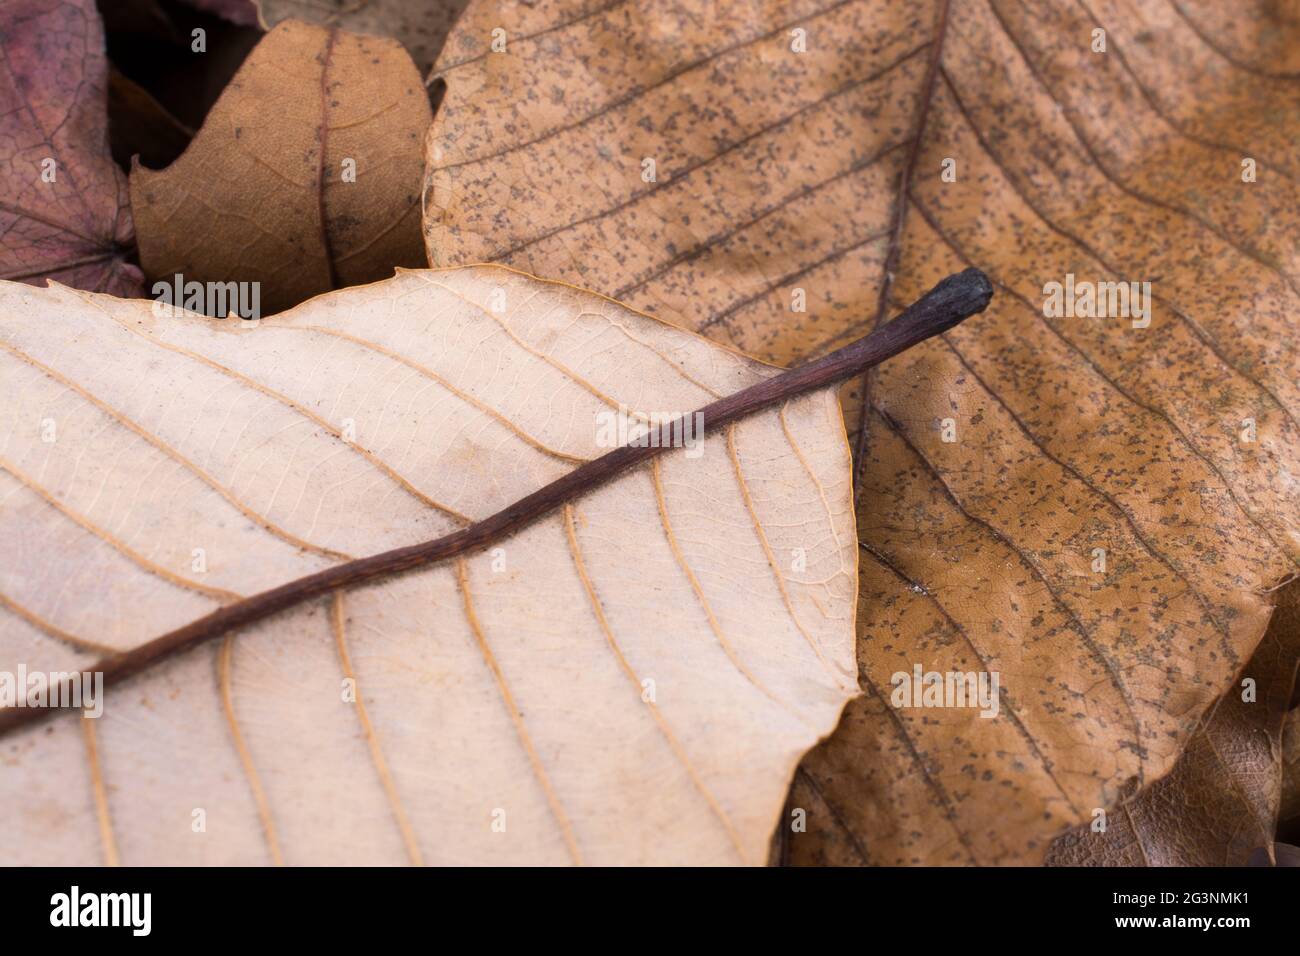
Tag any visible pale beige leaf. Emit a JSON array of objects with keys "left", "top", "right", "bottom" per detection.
[{"left": 0, "top": 267, "right": 857, "bottom": 866}]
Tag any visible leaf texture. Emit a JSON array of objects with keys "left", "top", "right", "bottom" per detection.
[
  {"left": 422, "top": 0, "right": 1300, "bottom": 863},
  {"left": 0, "top": 266, "right": 858, "bottom": 865},
  {"left": 0, "top": 0, "right": 144, "bottom": 296},
  {"left": 129, "top": 19, "right": 432, "bottom": 316}
]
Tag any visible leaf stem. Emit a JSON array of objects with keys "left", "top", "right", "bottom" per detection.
[{"left": 0, "top": 268, "right": 992, "bottom": 736}]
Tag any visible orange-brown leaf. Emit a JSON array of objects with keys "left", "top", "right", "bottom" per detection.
[
  {"left": 130, "top": 19, "right": 431, "bottom": 315},
  {"left": 423, "top": 0, "right": 1300, "bottom": 864}
]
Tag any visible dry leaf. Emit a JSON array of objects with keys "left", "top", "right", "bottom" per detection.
[
  {"left": 130, "top": 20, "right": 431, "bottom": 316},
  {"left": 422, "top": 0, "right": 931, "bottom": 358},
  {"left": 102, "top": 0, "right": 264, "bottom": 132},
  {"left": 1045, "top": 581, "right": 1300, "bottom": 866},
  {"left": 0, "top": 0, "right": 144, "bottom": 296},
  {"left": 108, "top": 68, "right": 195, "bottom": 171},
  {"left": 423, "top": 0, "right": 1300, "bottom": 863},
  {"left": 256, "top": 0, "right": 471, "bottom": 77},
  {"left": 0, "top": 266, "right": 858, "bottom": 865}
]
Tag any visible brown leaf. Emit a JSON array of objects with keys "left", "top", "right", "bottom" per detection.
[
  {"left": 108, "top": 68, "right": 195, "bottom": 171},
  {"left": 423, "top": 0, "right": 1300, "bottom": 863},
  {"left": 255, "top": 0, "right": 470, "bottom": 77},
  {"left": 1045, "top": 580, "right": 1300, "bottom": 866},
  {"left": 0, "top": 267, "right": 858, "bottom": 865},
  {"left": 129, "top": 19, "right": 431, "bottom": 315},
  {"left": 0, "top": 0, "right": 143, "bottom": 296},
  {"left": 102, "top": 0, "right": 263, "bottom": 132}
]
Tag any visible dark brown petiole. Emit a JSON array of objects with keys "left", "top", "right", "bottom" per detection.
[{"left": 0, "top": 268, "right": 992, "bottom": 736}]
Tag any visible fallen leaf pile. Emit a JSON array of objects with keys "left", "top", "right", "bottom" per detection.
[{"left": 0, "top": 0, "right": 1295, "bottom": 867}]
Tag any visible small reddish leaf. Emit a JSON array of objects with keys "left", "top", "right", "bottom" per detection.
[{"left": 0, "top": 0, "right": 144, "bottom": 296}]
